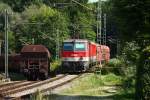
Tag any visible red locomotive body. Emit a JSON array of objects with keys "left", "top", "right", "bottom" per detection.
[{"left": 61, "top": 39, "right": 110, "bottom": 72}]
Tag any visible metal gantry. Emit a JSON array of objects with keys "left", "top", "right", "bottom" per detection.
[
  {"left": 0, "top": 40, "right": 2, "bottom": 55},
  {"left": 97, "top": 0, "right": 102, "bottom": 45},
  {"left": 103, "top": 13, "right": 107, "bottom": 45},
  {"left": 97, "top": 0, "right": 107, "bottom": 45},
  {"left": 56, "top": 29, "right": 60, "bottom": 60},
  {"left": 4, "top": 9, "right": 9, "bottom": 78}
]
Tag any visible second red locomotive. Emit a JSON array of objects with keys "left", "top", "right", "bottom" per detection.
[{"left": 61, "top": 39, "right": 110, "bottom": 72}]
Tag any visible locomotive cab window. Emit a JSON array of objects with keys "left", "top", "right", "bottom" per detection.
[
  {"left": 63, "top": 43, "right": 73, "bottom": 51},
  {"left": 74, "top": 43, "right": 86, "bottom": 51},
  {"left": 63, "top": 42, "right": 86, "bottom": 51}
]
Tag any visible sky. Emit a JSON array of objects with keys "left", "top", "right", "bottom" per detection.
[{"left": 88, "top": 0, "right": 107, "bottom": 3}]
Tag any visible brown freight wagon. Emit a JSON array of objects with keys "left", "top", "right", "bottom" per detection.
[
  {"left": 0, "top": 54, "right": 21, "bottom": 72},
  {"left": 20, "top": 45, "right": 50, "bottom": 80}
]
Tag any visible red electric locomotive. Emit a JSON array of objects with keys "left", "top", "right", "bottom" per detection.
[{"left": 61, "top": 39, "right": 110, "bottom": 72}]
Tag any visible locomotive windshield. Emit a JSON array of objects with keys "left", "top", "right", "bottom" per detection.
[
  {"left": 74, "top": 43, "right": 86, "bottom": 51},
  {"left": 63, "top": 43, "right": 74, "bottom": 51},
  {"left": 63, "top": 42, "right": 86, "bottom": 51}
]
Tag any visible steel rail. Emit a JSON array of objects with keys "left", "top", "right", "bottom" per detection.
[
  {"left": 1, "top": 75, "right": 67, "bottom": 97},
  {"left": 2, "top": 74, "right": 82, "bottom": 99}
]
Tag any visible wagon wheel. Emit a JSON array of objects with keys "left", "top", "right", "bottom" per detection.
[
  {"left": 32, "top": 74, "right": 38, "bottom": 81},
  {"left": 39, "top": 72, "right": 47, "bottom": 80},
  {"left": 27, "top": 72, "right": 37, "bottom": 81}
]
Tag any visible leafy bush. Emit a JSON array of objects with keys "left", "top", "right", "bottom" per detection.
[
  {"left": 103, "top": 41, "right": 139, "bottom": 88},
  {"left": 102, "top": 73, "right": 122, "bottom": 85},
  {"left": 121, "top": 41, "right": 140, "bottom": 65},
  {"left": 103, "top": 58, "right": 125, "bottom": 75},
  {"left": 107, "top": 58, "right": 123, "bottom": 68},
  {"left": 50, "top": 60, "right": 61, "bottom": 73}
]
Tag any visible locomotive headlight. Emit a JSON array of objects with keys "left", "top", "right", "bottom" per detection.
[
  {"left": 79, "top": 57, "right": 83, "bottom": 61},
  {"left": 64, "top": 58, "right": 68, "bottom": 60},
  {"left": 83, "top": 62, "right": 89, "bottom": 66}
]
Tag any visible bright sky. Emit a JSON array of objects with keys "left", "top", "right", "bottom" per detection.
[{"left": 88, "top": 0, "right": 107, "bottom": 3}]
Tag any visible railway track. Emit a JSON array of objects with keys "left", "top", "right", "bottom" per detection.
[
  {"left": 0, "top": 74, "right": 82, "bottom": 99},
  {"left": 0, "top": 81, "right": 38, "bottom": 93},
  {"left": 0, "top": 80, "right": 27, "bottom": 89}
]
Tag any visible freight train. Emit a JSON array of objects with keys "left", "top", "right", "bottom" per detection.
[
  {"left": 0, "top": 39, "right": 110, "bottom": 79},
  {"left": 61, "top": 39, "right": 110, "bottom": 72},
  {"left": 0, "top": 45, "right": 50, "bottom": 80},
  {"left": 0, "top": 54, "right": 21, "bottom": 72}
]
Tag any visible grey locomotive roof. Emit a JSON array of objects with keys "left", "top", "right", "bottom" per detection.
[
  {"left": 63, "top": 39, "right": 89, "bottom": 42},
  {"left": 63, "top": 39, "right": 98, "bottom": 45}
]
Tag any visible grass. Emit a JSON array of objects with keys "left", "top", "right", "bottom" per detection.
[
  {"left": 102, "top": 73, "right": 123, "bottom": 85},
  {"left": 61, "top": 73, "right": 123, "bottom": 96},
  {"left": 59, "top": 73, "right": 135, "bottom": 99},
  {"left": 113, "top": 87, "right": 135, "bottom": 100},
  {"left": 40, "top": 73, "right": 135, "bottom": 100},
  {"left": 31, "top": 89, "right": 44, "bottom": 100}
]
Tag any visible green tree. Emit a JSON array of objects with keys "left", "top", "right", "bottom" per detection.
[
  {"left": 0, "top": 0, "right": 43, "bottom": 12},
  {"left": 13, "top": 4, "right": 69, "bottom": 56},
  {"left": 64, "top": 1, "right": 96, "bottom": 41},
  {"left": 136, "top": 45, "right": 150, "bottom": 99},
  {"left": 0, "top": 2, "right": 16, "bottom": 53},
  {"left": 110, "top": 0, "right": 150, "bottom": 41},
  {"left": 0, "top": 2, "right": 12, "bottom": 34}
]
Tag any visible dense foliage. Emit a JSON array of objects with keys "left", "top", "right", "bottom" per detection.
[
  {"left": 108, "top": 0, "right": 150, "bottom": 99},
  {"left": 0, "top": 1, "right": 97, "bottom": 58},
  {"left": 13, "top": 4, "right": 70, "bottom": 54},
  {"left": 136, "top": 45, "right": 150, "bottom": 99},
  {"left": 109, "top": 0, "right": 150, "bottom": 41}
]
